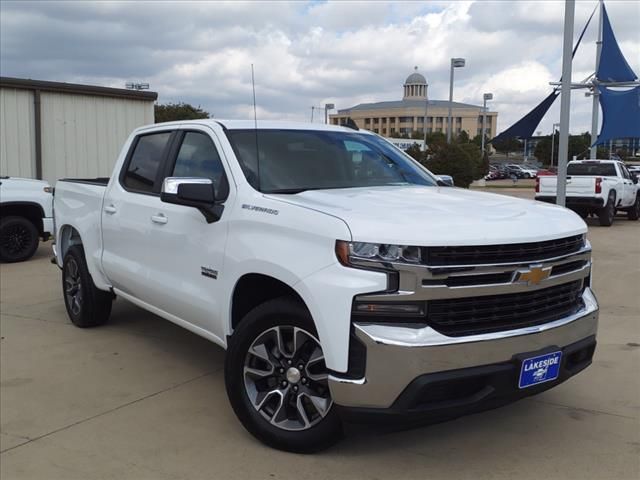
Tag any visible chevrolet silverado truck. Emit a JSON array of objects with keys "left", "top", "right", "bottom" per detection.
[
  {"left": 53, "top": 120, "right": 599, "bottom": 452},
  {"left": 536, "top": 159, "right": 640, "bottom": 226},
  {"left": 0, "top": 176, "right": 54, "bottom": 262}
]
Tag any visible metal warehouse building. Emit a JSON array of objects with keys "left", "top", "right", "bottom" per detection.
[{"left": 0, "top": 77, "right": 157, "bottom": 184}]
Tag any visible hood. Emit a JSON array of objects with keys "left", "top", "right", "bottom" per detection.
[{"left": 268, "top": 186, "right": 586, "bottom": 246}]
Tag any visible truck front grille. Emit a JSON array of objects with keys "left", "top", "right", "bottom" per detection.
[
  {"left": 423, "top": 235, "right": 584, "bottom": 266},
  {"left": 427, "top": 280, "right": 585, "bottom": 337}
]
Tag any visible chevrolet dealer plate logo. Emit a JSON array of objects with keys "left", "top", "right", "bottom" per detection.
[{"left": 516, "top": 265, "right": 552, "bottom": 285}]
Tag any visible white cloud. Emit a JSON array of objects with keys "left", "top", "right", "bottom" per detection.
[{"left": 1, "top": 0, "right": 638, "bottom": 136}]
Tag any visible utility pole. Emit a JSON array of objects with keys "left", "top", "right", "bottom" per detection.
[
  {"left": 557, "top": 0, "right": 575, "bottom": 207},
  {"left": 422, "top": 89, "right": 429, "bottom": 151},
  {"left": 481, "top": 93, "right": 493, "bottom": 154},
  {"left": 447, "top": 58, "right": 465, "bottom": 143},
  {"left": 590, "top": 0, "right": 604, "bottom": 158}
]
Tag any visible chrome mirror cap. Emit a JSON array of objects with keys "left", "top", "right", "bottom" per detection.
[{"left": 161, "top": 177, "right": 212, "bottom": 195}]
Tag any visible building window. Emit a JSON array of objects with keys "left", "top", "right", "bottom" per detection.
[
  {"left": 373, "top": 118, "right": 379, "bottom": 124},
  {"left": 390, "top": 128, "right": 396, "bottom": 134},
  {"left": 382, "top": 128, "right": 387, "bottom": 134},
  {"left": 399, "top": 116, "right": 412, "bottom": 123},
  {"left": 365, "top": 118, "right": 371, "bottom": 125},
  {"left": 373, "top": 128, "right": 379, "bottom": 133},
  {"left": 436, "top": 117, "right": 443, "bottom": 123}
]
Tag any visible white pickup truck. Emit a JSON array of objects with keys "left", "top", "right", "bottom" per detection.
[
  {"left": 0, "top": 176, "right": 54, "bottom": 262},
  {"left": 53, "top": 120, "right": 599, "bottom": 452},
  {"left": 536, "top": 159, "right": 640, "bottom": 226}
]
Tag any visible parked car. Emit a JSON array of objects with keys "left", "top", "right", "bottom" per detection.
[
  {"left": 0, "top": 176, "right": 53, "bottom": 262},
  {"left": 506, "top": 164, "right": 538, "bottom": 179},
  {"left": 53, "top": 120, "right": 599, "bottom": 452},
  {"left": 536, "top": 159, "right": 639, "bottom": 226},
  {"left": 627, "top": 165, "right": 640, "bottom": 176}
]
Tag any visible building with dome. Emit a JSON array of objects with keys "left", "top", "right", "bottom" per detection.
[{"left": 330, "top": 68, "right": 498, "bottom": 140}]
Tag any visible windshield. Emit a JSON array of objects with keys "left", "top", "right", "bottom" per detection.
[
  {"left": 225, "top": 129, "right": 438, "bottom": 193},
  {"left": 567, "top": 163, "right": 617, "bottom": 176}
]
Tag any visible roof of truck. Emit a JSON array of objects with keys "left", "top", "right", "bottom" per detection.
[{"left": 151, "top": 119, "right": 372, "bottom": 133}]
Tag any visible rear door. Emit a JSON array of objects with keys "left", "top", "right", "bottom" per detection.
[{"left": 101, "top": 129, "right": 177, "bottom": 302}]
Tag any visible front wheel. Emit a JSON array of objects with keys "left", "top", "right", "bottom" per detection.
[
  {"left": 225, "top": 297, "right": 342, "bottom": 452},
  {"left": 0, "top": 216, "right": 39, "bottom": 263},
  {"left": 628, "top": 195, "right": 639, "bottom": 221}
]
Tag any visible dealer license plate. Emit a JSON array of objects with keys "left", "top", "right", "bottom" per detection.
[{"left": 518, "top": 351, "right": 562, "bottom": 389}]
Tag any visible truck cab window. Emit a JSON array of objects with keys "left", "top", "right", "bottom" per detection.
[
  {"left": 123, "top": 132, "right": 172, "bottom": 193},
  {"left": 172, "top": 132, "right": 229, "bottom": 200}
]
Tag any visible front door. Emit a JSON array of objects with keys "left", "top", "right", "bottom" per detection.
[{"left": 145, "top": 126, "right": 233, "bottom": 339}]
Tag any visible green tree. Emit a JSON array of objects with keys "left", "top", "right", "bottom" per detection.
[
  {"left": 534, "top": 136, "right": 554, "bottom": 165},
  {"left": 423, "top": 143, "right": 477, "bottom": 188},
  {"left": 155, "top": 102, "right": 210, "bottom": 123},
  {"left": 492, "top": 137, "right": 522, "bottom": 157},
  {"left": 456, "top": 130, "right": 470, "bottom": 144},
  {"left": 405, "top": 143, "right": 424, "bottom": 162}
]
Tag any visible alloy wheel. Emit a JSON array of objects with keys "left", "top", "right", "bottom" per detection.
[
  {"left": 64, "top": 258, "right": 83, "bottom": 316},
  {"left": 243, "top": 326, "right": 332, "bottom": 431},
  {"left": 0, "top": 223, "right": 32, "bottom": 257}
]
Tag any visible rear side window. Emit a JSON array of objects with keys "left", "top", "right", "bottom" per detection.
[
  {"left": 123, "top": 132, "right": 172, "bottom": 193},
  {"left": 171, "top": 132, "right": 229, "bottom": 200},
  {"left": 567, "top": 163, "right": 617, "bottom": 176}
]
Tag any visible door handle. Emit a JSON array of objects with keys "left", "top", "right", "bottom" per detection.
[
  {"left": 151, "top": 213, "right": 168, "bottom": 224},
  {"left": 104, "top": 205, "right": 117, "bottom": 214}
]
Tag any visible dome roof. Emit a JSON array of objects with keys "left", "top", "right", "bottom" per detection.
[{"left": 405, "top": 71, "right": 427, "bottom": 84}]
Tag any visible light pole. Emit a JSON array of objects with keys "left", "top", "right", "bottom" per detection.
[
  {"left": 324, "top": 103, "right": 335, "bottom": 124},
  {"left": 447, "top": 57, "right": 465, "bottom": 143},
  {"left": 422, "top": 83, "right": 430, "bottom": 151},
  {"left": 481, "top": 93, "right": 493, "bottom": 154},
  {"left": 550, "top": 122, "right": 560, "bottom": 167}
]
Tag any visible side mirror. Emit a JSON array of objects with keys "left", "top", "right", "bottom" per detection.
[{"left": 160, "top": 177, "right": 223, "bottom": 223}]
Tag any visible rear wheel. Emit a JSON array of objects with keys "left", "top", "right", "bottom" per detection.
[
  {"left": 598, "top": 192, "right": 616, "bottom": 227},
  {"left": 628, "top": 195, "right": 639, "bottom": 221},
  {"left": 62, "top": 245, "right": 112, "bottom": 327},
  {"left": 0, "top": 216, "right": 39, "bottom": 263},
  {"left": 225, "top": 297, "right": 342, "bottom": 452}
]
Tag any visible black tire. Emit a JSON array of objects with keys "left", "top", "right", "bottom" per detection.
[
  {"left": 225, "top": 297, "right": 343, "bottom": 453},
  {"left": 598, "top": 192, "right": 616, "bottom": 227},
  {"left": 62, "top": 245, "right": 112, "bottom": 327},
  {"left": 628, "top": 195, "right": 639, "bottom": 221},
  {"left": 0, "top": 216, "right": 39, "bottom": 263}
]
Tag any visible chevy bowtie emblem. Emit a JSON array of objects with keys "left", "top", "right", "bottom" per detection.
[{"left": 516, "top": 265, "right": 552, "bottom": 285}]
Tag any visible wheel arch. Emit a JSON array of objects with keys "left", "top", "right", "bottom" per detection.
[
  {"left": 230, "top": 273, "right": 310, "bottom": 333},
  {"left": 0, "top": 202, "right": 45, "bottom": 235},
  {"left": 58, "top": 224, "right": 83, "bottom": 263}
]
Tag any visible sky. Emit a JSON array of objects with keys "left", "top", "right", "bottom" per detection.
[{"left": 1, "top": 0, "right": 638, "bottom": 136}]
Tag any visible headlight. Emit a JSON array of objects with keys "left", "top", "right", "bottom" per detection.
[{"left": 336, "top": 240, "right": 422, "bottom": 267}]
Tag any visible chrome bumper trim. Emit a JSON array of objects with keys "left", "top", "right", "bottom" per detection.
[{"left": 329, "top": 288, "right": 598, "bottom": 409}]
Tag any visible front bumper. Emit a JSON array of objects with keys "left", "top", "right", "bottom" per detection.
[{"left": 329, "top": 287, "right": 598, "bottom": 416}]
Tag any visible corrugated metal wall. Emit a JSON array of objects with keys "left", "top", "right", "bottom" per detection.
[
  {"left": 0, "top": 88, "right": 37, "bottom": 178},
  {"left": 0, "top": 87, "right": 154, "bottom": 184},
  {"left": 40, "top": 93, "right": 154, "bottom": 184}
]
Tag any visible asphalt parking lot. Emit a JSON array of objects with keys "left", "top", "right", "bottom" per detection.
[{"left": 1, "top": 190, "right": 639, "bottom": 480}]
